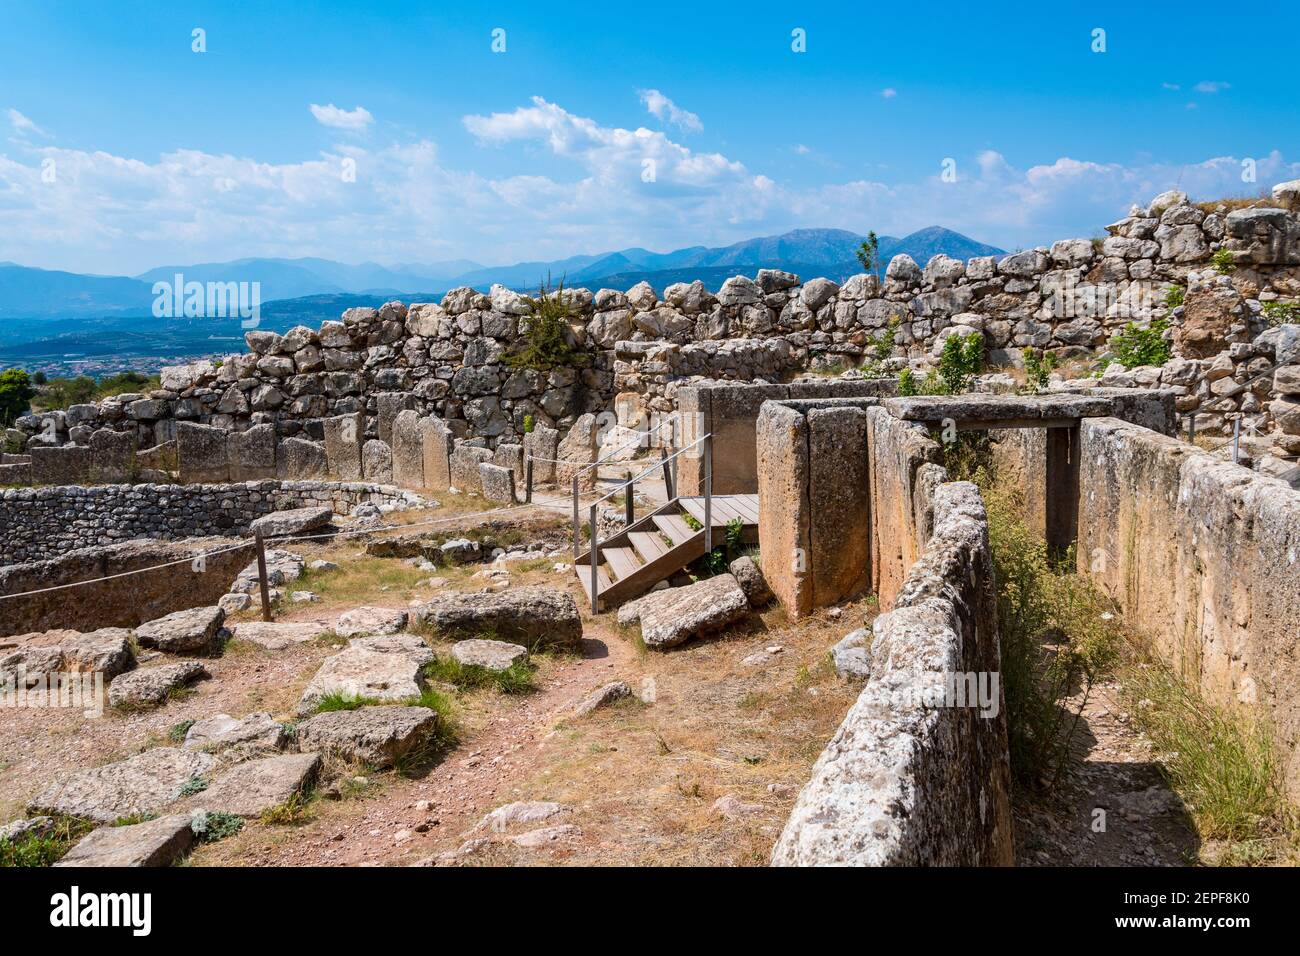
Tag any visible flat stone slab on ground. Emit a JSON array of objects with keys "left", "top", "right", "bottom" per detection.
[
  {"left": 54, "top": 814, "right": 194, "bottom": 867},
  {"left": 230, "top": 620, "right": 328, "bottom": 650},
  {"left": 336, "top": 606, "right": 409, "bottom": 637},
  {"left": 298, "top": 634, "right": 434, "bottom": 713},
  {"left": 472, "top": 800, "right": 571, "bottom": 835},
  {"left": 183, "top": 712, "right": 287, "bottom": 756},
  {"left": 134, "top": 606, "right": 225, "bottom": 655},
  {"left": 248, "top": 506, "right": 334, "bottom": 538},
  {"left": 450, "top": 638, "right": 529, "bottom": 671},
  {"left": 108, "top": 661, "right": 208, "bottom": 709},
  {"left": 29, "top": 748, "right": 217, "bottom": 824},
  {"left": 231, "top": 549, "right": 305, "bottom": 593},
  {"left": 572, "top": 680, "right": 631, "bottom": 717},
  {"left": 295, "top": 705, "right": 438, "bottom": 769},
  {"left": 636, "top": 574, "right": 751, "bottom": 649},
  {"left": 2, "top": 627, "right": 135, "bottom": 684},
  {"left": 831, "top": 627, "right": 872, "bottom": 679},
  {"left": 194, "top": 752, "right": 321, "bottom": 817},
  {"left": 415, "top": 587, "right": 582, "bottom": 650}
]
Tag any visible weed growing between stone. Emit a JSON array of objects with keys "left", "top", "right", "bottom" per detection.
[
  {"left": 0, "top": 816, "right": 93, "bottom": 867},
  {"left": 423, "top": 657, "right": 536, "bottom": 696}
]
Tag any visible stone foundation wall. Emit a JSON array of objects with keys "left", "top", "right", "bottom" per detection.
[
  {"left": 0, "top": 479, "right": 422, "bottom": 565},
  {"left": 772, "top": 481, "right": 1013, "bottom": 865},
  {"left": 0, "top": 538, "right": 253, "bottom": 638},
  {"left": 1077, "top": 416, "right": 1300, "bottom": 792}
]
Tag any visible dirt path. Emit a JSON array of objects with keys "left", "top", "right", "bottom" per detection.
[{"left": 1013, "top": 679, "right": 1199, "bottom": 866}]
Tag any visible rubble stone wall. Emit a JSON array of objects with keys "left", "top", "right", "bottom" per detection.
[{"left": 0, "top": 479, "right": 420, "bottom": 565}]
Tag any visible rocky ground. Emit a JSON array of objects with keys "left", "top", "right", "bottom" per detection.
[{"left": 1, "top": 490, "right": 866, "bottom": 867}]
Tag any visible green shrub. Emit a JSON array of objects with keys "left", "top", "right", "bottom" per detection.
[
  {"left": 855, "top": 230, "right": 882, "bottom": 278},
  {"left": 423, "top": 657, "right": 534, "bottom": 695},
  {"left": 505, "top": 276, "right": 585, "bottom": 371},
  {"left": 1261, "top": 300, "right": 1300, "bottom": 328},
  {"left": 1021, "top": 348, "right": 1058, "bottom": 393},
  {"left": 896, "top": 367, "right": 917, "bottom": 396},
  {"left": 0, "top": 817, "right": 93, "bottom": 867},
  {"left": 190, "top": 810, "right": 244, "bottom": 843},
  {"left": 1211, "top": 248, "right": 1236, "bottom": 275},
  {"left": 312, "top": 691, "right": 380, "bottom": 713},
  {"left": 1110, "top": 318, "right": 1172, "bottom": 369},
  {"left": 1163, "top": 284, "right": 1185, "bottom": 310},
  {"left": 0, "top": 368, "right": 36, "bottom": 427}
]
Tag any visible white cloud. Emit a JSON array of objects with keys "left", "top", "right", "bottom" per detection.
[
  {"left": 309, "top": 103, "right": 373, "bottom": 131},
  {"left": 794, "top": 144, "right": 811, "bottom": 155},
  {"left": 0, "top": 95, "right": 1294, "bottom": 276},
  {"left": 7, "top": 108, "right": 48, "bottom": 137},
  {"left": 880, "top": 88, "right": 897, "bottom": 99},
  {"left": 1161, "top": 82, "right": 1180, "bottom": 91},
  {"left": 1193, "top": 81, "right": 1230, "bottom": 94},
  {"left": 637, "top": 89, "right": 703, "bottom": 133}
]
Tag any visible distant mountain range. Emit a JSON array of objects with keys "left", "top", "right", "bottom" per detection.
[{"left": 0, "top": 226, "right": 1005, "bottom": 367}]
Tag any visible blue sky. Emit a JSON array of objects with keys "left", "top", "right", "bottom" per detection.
[{"left": 2, "top": 0, "right": 1297, "bottom": 275}]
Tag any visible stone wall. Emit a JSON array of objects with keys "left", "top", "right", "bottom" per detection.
[
  {"left": 1077, "top": 416, "right": 1300, "bottom": 792},
  {"left": 9, "top": 186, "right": 1299, "bottom": 464},
  {"left": 0, "top": 538, "right": 252, "bottom": 638},
  {"left": 0, "top": 479, "right": 423, "bottom": 565},
  {"left": 772, "top": 481, "right": 1013, "bottom": 865}
]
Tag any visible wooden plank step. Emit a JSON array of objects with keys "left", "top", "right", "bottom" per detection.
[
  {"left": 628, "top": 531, "right": 671, "bottom": 563},
  {"left": 576, "top": 561, "right": 614, "bottom": 602},
  {"left": 653, "top": 512, "right": 699, "bottom": 546},
  {"left": 730, "top": 495, "right": 760, "bottom": 523},
  {"left": 603, "top": 546, "right": 642, "bottom": 581},
  {"left": 678, "top": 498, "right": 730, "bottom": 528}
]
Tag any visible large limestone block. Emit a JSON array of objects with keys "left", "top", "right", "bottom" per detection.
[
  {"left": 276, "top": 437, "right": 327, "bottom": 479},
  {"left": 249, "top": 506, "right": 333, "bottom": 539},
  {"left": 183, "top": 712, "right": 287, "bottom": 755},
  {"left": 415, "top": 587, "right": 582, "bottom": 650},
  {"left": 298, "top": 634, "right": 435, "bottom": 713},
  {"left": 195, "top": 752, "right": 320, "bottom": 817},
  {"left": 229, "top": 620, "right": 327, "bottom": 650},
  {"left": 54, "top": 814, "right": 195, "bottom": 867},
  {"left": 449, "top": 445, "right": 492, "bottom": 493},
  {"left": 30, "top": 445, "right": 91, "bottom": 486},
  {"left": 176, "top": 421, "right": 230, "bottom": 483},
  {"left": 756, "top": 402, "right": 812, "bottom": 617},
  {"left": 451, "top": 638, "right": 529, "bottom": 671},
  {"left": 323, "top": 413, "right": 363, "bottom": 480},
  {"left": 391, "top": 409, "right": 425, "bottom": 489},
  {"left": 709, "top": 383, "right": 792, "bottom": 495},
  {"left": 295, "top": 705, "right": 439, "bottom": 769},
  {"left": 87, "top": 428, "right": 136, "bottom": 483},
  {"left": 556, "top": 413, "right": 599, "bottom": 490},
  {"left": 2, "top": 627, "right": 135, "bottom": 684},
  {"left": 479, "top": 462, "right": 517, "bottom": 503},
  {"left": 107, "top": 662, "right": 208, "bottom": 709},
  {"left": 227, "top": 423, "right": 276, "bottom": 481},
  {"left": 29, "top": 748, "right": 217, "bottom": 824},
  {"left": 807, "top": 405, "right": 871, "bottom": 607},
  {"left": 635, "top": 574, "right": 750, "bottom": 649},
  {"left": 361, "top": 439, "right": 393, "bottom": 483},
  {"left": 419, "top": 416, "right": 454, "bottom": 490},
  {"left": 376, "top": 392, "right": 418, "bottom": 446},
  {"left": 134, "top": 605, "right": 226, "bottom": 655},
  {"left": 523, "top": 425, "right": 560, "bottom": 484}
]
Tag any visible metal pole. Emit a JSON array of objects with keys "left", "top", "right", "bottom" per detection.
[
  {"left": 660, "top": 447, "right": 675, "bottom": 499},
  {"left": 525, "top": 457, "right": 534, "bottom": 503},
  {"left": 589, "top": 503, "right": 600, "bottom": 614},
  {"left": 703, "top": 433, "right": 713, "bottom": 556},
  {"left": 1232, "top": 416, "right": 1241, "bottom": 464},
  {"left": 254, "top": 531, "right": 272, "bottom": 622},
  {"left": 572, "top": 474, "right": 580, "bottom": 558},
  {"left": 1186, "top": 415, "right": 1195, "bottom": 444},
  {"left": 624, "top": 470, "right": 634, "bottom": 526}
]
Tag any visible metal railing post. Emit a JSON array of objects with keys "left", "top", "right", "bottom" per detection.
[
  {"left": 525, "top": 456, "right": 534, "bottom": 503},
  {"left": 624, "top": 470, "right": 635, "bottom": 526},
  {"left": 703, "top": 433, "right": 713, "bottom": 555},
  {"left": 572, "top": 474, "right": 580, "bottom": 557},
  {"left": 660, "top": 447, "right": 674, "bottom": 499},
  {"left": 254, "top": 531, "right": 273, "bottom": 622},
  {"left": 589, "top": 503, "right": 600, "bottom": 614}
]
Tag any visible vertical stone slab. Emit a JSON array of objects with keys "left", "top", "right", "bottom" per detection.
[
  {"left": 419, "top": 416, "right": 453, "bottom": 491},
  {"left": 1044, "top": 425, "right": 1081, "bottom": 559},
  {"left": 88, "top": 428, "right": 136, "bottom": 484},
  {"left": 391, "top": 409, "right": 425, "bottom": 489},
  {"left": 29, "top": 446, "right": 91, "bottom": 486},
  {"left": 479, "top": 463, "right": 518, "bottom": 503},
  {"left": 362, "top": 439, "right": 393, "bottom": 483},
  {"left": 709, "top": 383, "right": 791, "bottom": 495},
  {"left": 675, "top": 386, "right": 709, "bottom": 496},
  {"left": 228, "top": 423, "right": 277, "bottom": 481},
  {"left": 990, "top": 427, "right": 1047, "bottom": 539},
  {"left": 556, "top": 413, "right": 599, "bottom": 491},
  {"left": 523, "top": 425, "right": 559, "bottom": 485},
  {"left": 449, "top": 445, "right": 493, "bottom": 494},
  {"left": 807, "top": 405, "right": 872, "bottom": 608},
  {"left": 276, "top": 438, "right": 327, "bottom": 479},
  {"left": 757, "top": 402, "right": 812, "bottom": 618},
  {"left": 493, "top": 443, "right": 524, "bottom": 495},
  {"left": 376, "top": 392, "right": 418, "bottom": 446},
  {"left": 176, "top": 421, "right": 230, "bottom": 484},
  {"left": 323, "top": 413, "right": 362, "bottom": 480}
]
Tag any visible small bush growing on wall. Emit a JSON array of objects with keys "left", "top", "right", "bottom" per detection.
[
  {"left": 1110, "top": 318, "right": 1172, "bottom": 369},
  {"left": 1211, "top": 248, "right": 1236, "bottom": 275},
  {"left": 505, "top": 275, "right": 585, "bottom": 372},
  {"left": 1163, "top": 283, "right": 1185, "bottom": 310},
  {"left": 1261, "top": 300, "right": 1300, "bottom": 328},
  {"left": 1021, "top": 348, "right": 1058, "bottom": 394}
]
